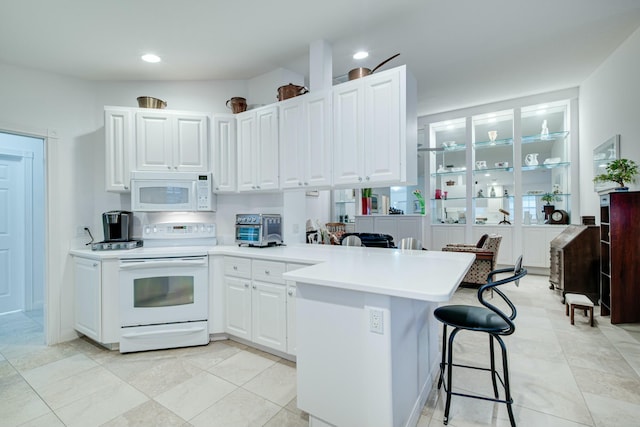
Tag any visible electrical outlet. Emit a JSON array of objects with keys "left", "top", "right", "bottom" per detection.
[
  {"left": 76, "top": 226, "right": 90, "bottom": 237},
  {"left": 369, "top": 308, "right": 384, "bottom": 334}
]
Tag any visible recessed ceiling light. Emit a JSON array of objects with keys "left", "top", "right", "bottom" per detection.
[
  {"left": 141, "top": 54, "right": 161, "bottom": 63},
  {"left": 353, "top": 51, "right": 369, "bottom": 60}
]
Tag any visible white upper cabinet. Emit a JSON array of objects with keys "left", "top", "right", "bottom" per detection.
[
  {"left": 333, "top": 65, "right": 417, "bottom": 188},
  {"left": 104, "top": 107, "right": 134, "bottom": 192},
  {"left": 211, "top": 114, "right": 237, "bottom": 193},
  {"left": 135, "top": 110, "right": 208, "bottom": 172},
  {"left": 280, "top": 91, "right": 332, "bottom": 189},
  {"left": 237, "top": 105, "right": 279, "bottom": 192}
]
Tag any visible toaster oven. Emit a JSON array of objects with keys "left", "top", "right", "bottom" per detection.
[{"left": 235, "top": 214, "right": 283, "bottom": 247}]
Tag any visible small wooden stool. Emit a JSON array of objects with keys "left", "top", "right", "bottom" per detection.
[{"left": 565, "top": 293, "right": 594, "bottom": 326}]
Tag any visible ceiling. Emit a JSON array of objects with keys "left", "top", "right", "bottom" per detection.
[{"left": 2, "top": 0, "right": 640, "bottom": 115}]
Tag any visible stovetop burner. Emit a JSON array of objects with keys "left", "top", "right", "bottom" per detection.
[{"left": 91, "top": 240, "right": 143, "bottom": 251}]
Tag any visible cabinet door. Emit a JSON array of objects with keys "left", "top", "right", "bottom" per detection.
[
  {"left": 255, "top": 106, "right": 279, "bottom": 190},
  {"left": 355, "top": 216, "right": 375, "bottom": 233},
  {"left": 333, "top": 81, "right": 364, "bottom": 186},
  {"left": 431, "top": 225, "right": 465, "bottom": 251},
  {"left": 236, "top": 112, "right": 257, "bottom": 191},
  {"left": 212, "top": 114, "right": 237, "bottom": 192},
  {"left": 173, "top": 114, "right": 208, "bottom": 172},
  {"left": 74, "top": 257, "right": 101, "bottom": 342},
  {"left": 522, "top": 227, "right": 565, "bottom": 267},
  {"left": 104, "top": 108, "right": 133, "bottom": 192},
  {"left": 136, "top": 112, "right": 173, "bottom": 171},
  {"left": 251, "top": 281, "right": 287, "bottom": 352},
  {"left": 305, "top": 92, "right": 332, "bottom": 188},
  {"left": 363, "top": 70, "right": 401, "bottom": 184},
  {"left": 397, "top": 216, "right": 423, "bottom": 244},
  {"left": 279, "top": 98, "right": 306, "bottom": 189},
  {"left": 224, "top": 276, "right": 252, "bottom": 340}
]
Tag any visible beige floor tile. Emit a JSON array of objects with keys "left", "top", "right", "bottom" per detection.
[
  {"left": 125, "top": 356, "right": 203, "bottom": 397},
  {"left": 36, "top": 365, "right": 125, "bottom": 409},
  {"left": 189, "top": 388, "right": 280, "bottom": 427},
  {"left": 243, "top": 361, "right": 297, "bottom": 406},
  {"left": 263, "top": 408, "right": 309, "bottom": 427},
  {"left": 179, "top": 340, "right": 242, "bottom": 370},
  {"left": 155, "top": 371, "right": 237, "bottom": 420},
  {"left": 55, "top": 381, "right": 148, "bottom": 427},
  {"left": 284, "top": 396, "right": 309, "bottom": 420},
  {"left": 0, "top": 378, "right": 52, "bottom": 426},
  {"left": 18, "top": 411, "right": 66, "bottom": 427},
  {"left": 102, "top": 400, "right": 188, "bottom": 427},
  {"left": 583, "top": 392, "right": 640, "bottom": 427},
  {"left": 207, "top": 350, "right": 277, "bottom": 386},
  {"left": 21, "top": 353, "right": 98, "bottom": 389},
  {"left": 573, "top": 365, "right": 640, "bottom": 405}
]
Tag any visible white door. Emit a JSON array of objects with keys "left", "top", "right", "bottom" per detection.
[
  {"left": 136, "top": 112, "right": 173, "bottom": 170},
  {"left": 0, "top": 153, "right": 26, "bottom": 314},
  {"left": 251, "top": 281, "right": 286, "bottom": 352},
  {"left": 173, "top": 114, "right": 208, "bottom": 172}
]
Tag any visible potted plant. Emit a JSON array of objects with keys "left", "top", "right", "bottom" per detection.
[
  {"left": 541, "top": 191, "right": 561, "bottom": 222},
  {"left": 593, "top": 158, "right": 639, "bottom": 190}
]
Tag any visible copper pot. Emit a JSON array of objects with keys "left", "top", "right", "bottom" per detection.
[
  {"left": 226, "top": 97, "right": 247, "bottom": 114},
  {"left": 348, "top": 53, "right": 401, "bottom": 81},
  {"left": 277, "top": 83, "right": 308, "bottom": 101},
  {"left": 137, "top": 96, "right": 167, "bottom": 109}
]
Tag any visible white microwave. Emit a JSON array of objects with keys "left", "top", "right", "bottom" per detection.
[{"left": 130, "top": 171, "right": 216, "bottom": 212}]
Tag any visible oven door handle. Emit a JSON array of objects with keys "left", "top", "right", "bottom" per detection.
[{"left": 120, "top": 258, "right": 207, "bottom": 269}]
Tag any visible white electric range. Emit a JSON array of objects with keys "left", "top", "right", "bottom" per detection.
[{"left": 118, "top": 222, "right": 216, "bottom": 353}]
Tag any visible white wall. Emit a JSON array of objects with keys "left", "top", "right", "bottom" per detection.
[{"left": 579, "top": 26, "right": 640, "bottom": 219}]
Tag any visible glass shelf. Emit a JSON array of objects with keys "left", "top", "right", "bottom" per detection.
[
  {"left": 431, "top": 169, "right": 467, "bottom": 177},
  {"left": 473, "top": 166, "right": 513, "bottom": 174},
  {"left": 431, "top": 196, "right": 467, "bottom": 202},
  {"left": 521, "top": 130, "right": 569, "bottom": 144},
  {"left": 437, "top": 144, "right": 466, "bottom": 152},
  {"left": 473, "top": 195, "right": 514, "bottom": 200},
  {"left": 473, "top": 137, "right": 514, "bottom": 149},
  {"left": 522, "top": 193, "right": 570, "bottom": 199},
  {"left": 522, "top": 162, "right": 570, "bottom": 172}
]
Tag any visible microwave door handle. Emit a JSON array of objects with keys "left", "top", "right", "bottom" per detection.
[{"left": 120, "top": 259, "right": 207, "bottom": 270}]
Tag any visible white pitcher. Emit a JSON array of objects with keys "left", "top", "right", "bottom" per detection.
[{"left": 525, "top": 153, "right": 539, "bottom": 166}]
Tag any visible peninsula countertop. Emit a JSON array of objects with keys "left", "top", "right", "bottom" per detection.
[{"left": 70, "top": 244, "right": 474, "bottom": 302}]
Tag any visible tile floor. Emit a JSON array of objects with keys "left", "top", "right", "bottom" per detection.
[{"left": 1, "top": 274, "right": 640, "bottom": 426}]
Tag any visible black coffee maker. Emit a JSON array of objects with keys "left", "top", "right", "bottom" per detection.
[{"left": 102, "top": 211, "right": 133, "bottom": 242}]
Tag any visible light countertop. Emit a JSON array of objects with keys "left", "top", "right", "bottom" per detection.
[{"left": 70, "top": 244, "right": 474, "bottom": 302}]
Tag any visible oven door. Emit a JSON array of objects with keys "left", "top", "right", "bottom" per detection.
[{"left": 119, "top": 256, "right": 208, "bottom": 327}]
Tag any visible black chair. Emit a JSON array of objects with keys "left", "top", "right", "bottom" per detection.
[{"left": 434, "top": 255, "right": 527, "bottom": 426}]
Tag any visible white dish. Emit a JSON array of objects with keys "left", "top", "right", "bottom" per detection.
[{"left": 544, "top": 157, "right": 561, "bottom": 164}]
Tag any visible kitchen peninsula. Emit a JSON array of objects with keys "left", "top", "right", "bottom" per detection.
[{"left": 72, "top": 243, "right": 473, "bottom": 427}]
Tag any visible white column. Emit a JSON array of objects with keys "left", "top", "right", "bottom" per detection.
[{"left": 309, "top": 40, "right": 332, "bottom": 93}]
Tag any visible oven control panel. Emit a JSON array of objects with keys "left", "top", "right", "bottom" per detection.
[{"left": 143, "top": 222, "right": 216, "bottom": 239}]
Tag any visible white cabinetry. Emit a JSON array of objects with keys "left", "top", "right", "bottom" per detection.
[
  {"left": 237, "top": 106, "right": 279, "bottom": 192},
  {"left": 211, "top": 114, "right": 237, "bottom": 193},
  {"left": 72, "top": 256, "right": 120, "bottom": 345},
  {"left": 430, "top": 225, "right": 466, "bottom": 252},
  {"left": 135, "top": 110, "right": 208, "bottom": 172},
  {"left": 223, "top": 257, "right": 289, "bottom": 353},
  {"left": 280, "top": 91, "right": 332, "bottom": 189},
  {"left": 333, "top": 66, "right": 416, "bottom": 188},
  {"left": 104, "top": 108, "right": 134, "bottom": 192},
  {"left": 355, "top": 215, "right": 423, "bottom": 246},
  {"left": 522, "top": 226, "right": 566, "bottom": 267},
  {"left": 223, "top": 257, "right": 252, "bottom": 340},
  {"left": 285, "top": 263, "right": 308, "bottom": 356}
]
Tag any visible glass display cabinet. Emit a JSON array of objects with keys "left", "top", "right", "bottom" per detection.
[
  {"left": 472, "top": 109, "right": 514, "bottom": 225},
  {"left": 520, "top": 101, "right": 571, "bottom": 224},
  {"left": 429, "top": 118, "right": 467, "bottom": 224}
]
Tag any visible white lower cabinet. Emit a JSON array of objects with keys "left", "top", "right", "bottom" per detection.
[
  {"left": 522, "top": 226, "right": 566, "bottom": 268},
  {"left": 285, "top": 263, "right": 309, "bottom": 356},
  {"left": 72, "top": 256, "right": 120, "bottom": 345},
  {"left": 223, "top": 257, "right": 290, "bottom": 354},
  {"left": 355, "top": 215, "right": 423, "bottom": 247}
]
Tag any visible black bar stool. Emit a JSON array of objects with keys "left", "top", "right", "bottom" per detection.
[{"left": 434, "top": 255, "right": 527, "bottom": 426}]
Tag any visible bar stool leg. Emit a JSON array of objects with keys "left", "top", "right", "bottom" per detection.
[
  {"left": 443, "top": 328, "right": 460, "bottom": 425},
  {"left": 489, "top": 335, "right": 499, "bottom": 398},
  {"left": 438, "top": 325, "right": 447, "bottom": 389},
  {"left": 497, "top": 335, "right": 516, "bottom": 427}
]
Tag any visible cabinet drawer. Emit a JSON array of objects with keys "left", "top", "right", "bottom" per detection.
[
  {"left": 224, "top": 257, "right": 252, "bottom": 278},
  {"left": 252, "top": 260, "right": 286, "bottom": 284}
]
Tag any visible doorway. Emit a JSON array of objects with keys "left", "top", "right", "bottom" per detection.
[{"left": 0, "top": 132, "right": 45, "bottom": 331}]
